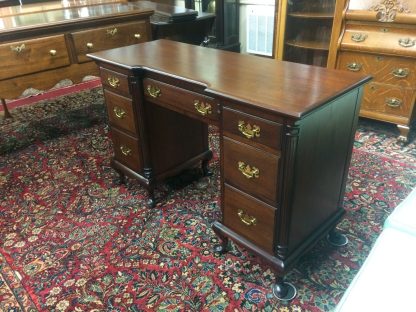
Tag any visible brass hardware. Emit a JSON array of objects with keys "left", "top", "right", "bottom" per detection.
[
  {"left": 351, "top": 33, "right": 367, "bottom": 42},
  {"left": 86, "top": 42, "right": 94, "bottom": 49},
  {"left": 238, "top": 161, "right": 259, "bottom": 179},
  {"left": 392, "top": 68, "right": 409, "bottom": 78},
  {"left": 107, "top": 76, "right": 120, "bottom": 88},
  {"left": 146, "top": 85, "right": 161, "bottom": 98},
  {"left": 194, "top": 100, "right": 212, "bottom": 116},
  {"left": 120, "top": 145, "right": 131, "bottom": 156},
  {"left": 346, "top": 62, "right": 362, "bottom": 72},
  {"left": 10, "top": 43, "right": 25, "bottom": 54},
  {"left": 106, "top": 28, "right": 118, "bottom": 36},
  {"left": 134, "top": 33, "right": 141, "bottom": 39},
  {"left": 49, "top": 49, "right": 57, "bottom": 56},
  {"left": 238, "top": 120, "right": 260, "bottom": 139},
  {"left": 113, "top": 106, "right": 126, "bottom": 119},
  {"left": 385, "top": 97, "right": 402, "bottom": 108},
  {"left": 237, "top": 209, "right": 257, "bottom": 226},
  {"left": 398, "top": 38, "right": 415, "bottom": 48}
]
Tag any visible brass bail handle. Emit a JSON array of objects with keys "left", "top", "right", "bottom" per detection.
[
  {"left": 113, "top": 106, "right": 126, "bottom": 119},
  {"left": 147, "top": 85, "right": 161, "bottom": 98},
  {"left": 120, "top": 145, "right": 131, "bottom": 156},
  {"left": 346, "top": 62, "right": 362, "bottom": 72},
  {"left": 398, "top": 38, "right": 415, "bottom": 48},
  {"left": 10, "top": 43, "right": 26, "bottom": 54},
  {"left": 237, "top": 209, "right": 257, "bottom": 226},
  {"left": 107, "top": 76, "right": 120, "bottom": 88},
  {"left": 238, "top": 120, "right": 260, "bottom": 139},
  {"left": 351, "top": 33, "right": 367, "bottom": 43},
  {"left": 238, "top": 161, "right": 259, "bottom": 179},
  {"left": 194, "top": 100, "right": 212, "bottom": 116},
  {"left": 106, "top": 28, "right": 118, "bottom": 36}
]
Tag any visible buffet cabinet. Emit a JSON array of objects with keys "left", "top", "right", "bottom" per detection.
[
  {"left": 89, "top": 40, "right": 370, "bottom": 300},
  {"left": 328, "top": 0, "right": 416, "bottom": 142}
]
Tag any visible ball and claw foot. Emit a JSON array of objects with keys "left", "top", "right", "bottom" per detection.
[
  {"left": 272, "top": 281, "right": 297, "bottom": 301},
  {"left": 327, "top": 230, "right": 348, "bottom": 247}
]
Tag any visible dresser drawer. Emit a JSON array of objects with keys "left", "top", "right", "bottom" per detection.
[
  {"left": 143, "top": 78, "right": 220, "bottom": 123},
  {"left": 100, "top": 67, "right": 131, "bottom": 96},
  {"left": 223, "top": 107, "right": 282, "bottom": 152},
  {"left": 361, "top": 82, "right": 415, "bottom": 118},
  {"left": 104, "top": 89, "right": 137, "bottom": 134},
  {"left": 337, "top": 51, "right": 416, "bottom": 88},
  {"left": 0, "top": 34, "right": 70, "bottom": 80},
  {"left": 111, "top": 128, "right": 142, "bottom": 172},
  {"left": 71, "top": 21, "right": 148, "bottom": 63},
  {"left": 223, "top": 185, "right": 275, "bottom": 254},
  {"left": 223, "top": 137, "right": 280, "bottom": 205}
]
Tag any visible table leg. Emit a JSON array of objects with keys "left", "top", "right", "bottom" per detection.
[{"left": 1, "top": 98, "right": 12, "bottom": 119}]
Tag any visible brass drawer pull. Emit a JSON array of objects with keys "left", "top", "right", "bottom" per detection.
[
  {"left": 106, "top": 28, "right": 118, "bottom": 36},
  {"left": 237, "top": 209, "right": 257, "bottom": 226},
  {"left": 238, "top": 120, "right": 260, "bottom": 139},
  {"left": 86, "top": 42, "right": 94, "bottom": 49},
  {"left": 49, "top": 49, "right": 57, "bottom": 56},
  {"left": 10, "top": 43, "right": 25, "bottom": 54},
  {"left": 398, "top": 38, "right": 415, "bottom": 48},
  {"left": 113, "top": 106, "right": 126, "bottom": 119},
  {"left": 392, "top": 68, "right": 409, "bottom": 78},
  {"left": 134, "top": 33, "right": 141, "bottom": 39},
  {"left": 238, "top": 161, "right": 259, "bottom": 179},
  {"left": 120, "top": 145, "right": 131, "bottom": 156},
  {"left": 194, "top": 100, "right": 212, "bottom": 116},
  {"left": 385, "top": 97, "right": 402, "bottom": 108},
  {"left": 351, "top": 33, "right": 367, "bottom": 42},
  {"left": 146, "top": 85, "right": 161, "bottom": 98},
  {"left": 346, "top": 62, "right": 362, "bottom": 72},
  {"left": 107, "top": 76, "right": 120, "bottom": 88}
]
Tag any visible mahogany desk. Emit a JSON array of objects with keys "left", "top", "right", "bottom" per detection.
[{"left": 88, "top": 40, "right": 370, "bottom": 300}]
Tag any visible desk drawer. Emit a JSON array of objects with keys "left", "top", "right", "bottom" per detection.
[
  {"left": 223, "top": 107, "right": 282, "bottom": 152},
  {"left": 0, "top": 34, "right": 70, "bottom": 80},
  {"left": 111, "top": 128, "right": 142, "bottom": 172},
  {"left": 71, "top": 21, "right": 148, "bottom": 63},
  {"left": 223, "top": 185, "right": 275, "bottom": 254},
  {"left": 104, "top": 90, "right": 137, "bottom": 134},
  {"left": 100, "top": 67, "right": 131, "bottom": 96},
  {"left": 143, "top": 78, "right": 220, "bottom": 123},
  {"left": 223, "top": 137, "right": 280, "bottom": 205}
]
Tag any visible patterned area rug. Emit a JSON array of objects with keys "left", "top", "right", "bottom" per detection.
[{"left": 1, "top": 87, "right": 415, "bottom": 311}]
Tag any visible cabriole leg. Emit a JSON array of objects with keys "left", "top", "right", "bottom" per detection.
[{"left": 397, "top": 125, "right": 409, "bottom": 143}]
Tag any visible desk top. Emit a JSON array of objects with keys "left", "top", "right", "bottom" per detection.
[{"left": 88, "top": 39, "right": 371, "bottom": 118}]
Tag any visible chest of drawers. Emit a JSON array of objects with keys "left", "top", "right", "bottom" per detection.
[{"left": 89, "top": 40, "right": 370, "bottom": 300}]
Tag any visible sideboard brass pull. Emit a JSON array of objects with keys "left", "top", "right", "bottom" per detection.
[
  {"left": 398, "top": 38, "right": 415, "bottom": 48},
  {"left": 86, "top": 42, "right": 94, "bottom": 49},
  {"left": 106, "top": 28, "right": 118, "bottom": 36},
  {"left": 238, "top": 120, "right": 260, "bottom": 139},
  {"left": 237, "top": 209, "right": 257, "bottom": 226},
  {"left": 194, "top": 100, "right": 212, "bottom": 116},
  {"left": 134, "top": 33, "right": 141, "bottom": 39},
  {"left": 146, "top": 85, "right": 161, "bottom": 98},
  {"left": 113, "top": 106, "right": 126, "bottom": 119},
  {"left": 120, "top": 145, "right": 131, "bottom": 156},
  {"left": 346, "top": 62, "right": 362, "bottom": 72},
  {"left": 385, "top": 97, "right": 402, "bottom": 108},
  {"left": 238, "top": 161, "right": 259, "bottom": 179},
  {"left": 49, "top": 49, "right": 57, "bottom": 56},
  {"left": 351, "top": 33, "right": 367, "bottom": 42},
  {"left": 392, "top": 68, "right": 409, "bottom": 78},
  {"left": 10, "top": 43, "right": 25, "bottom": 54},
  {"left": 107, "top": 76, "right": 120, "bottom": 88}
]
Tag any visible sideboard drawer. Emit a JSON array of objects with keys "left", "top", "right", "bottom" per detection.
[
  {"left": 111, "top": 128, "right": 142, "bottom": 172},
  {"left": 223, "top": 185, "right": 276, "bottom": 254},
  {"left": 223, "top": 107, "right": 283, "bottom": 152},
  {"left": 104, "top": 90, "right": 137, "bottom": 134},
  {"left": 71, "top": 21, "right": 148, "bottom": 63},
  {"left": 0, "top": 34, "right": 70, "bottom": 80},
  {"left": 100, "top": 67, "right": 131, "bottom": 96},
  {"left": 143, "top": 78, "right": 220, "bottom": 123},
  {"left": 223, "top": 137, "right": 280, "bottom": 205},
  {"left": 362, "top": 83, "right": 415, "bottom": 118}
]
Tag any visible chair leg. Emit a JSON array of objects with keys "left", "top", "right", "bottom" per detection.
[{"left": 1, "top": 98, "right": 12, "bottom": 119}]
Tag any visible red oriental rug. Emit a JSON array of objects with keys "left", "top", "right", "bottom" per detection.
[{"left": 0, "top": 86, "right": 415, "bottom": 311}]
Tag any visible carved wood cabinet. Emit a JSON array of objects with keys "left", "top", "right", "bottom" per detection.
[{"left": 328, "top": 0, "right": 416, "bottom": 142}]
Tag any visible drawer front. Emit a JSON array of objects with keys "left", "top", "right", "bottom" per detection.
[
  {"left": 223, "top": 107, "right": 282, "bottom": 152},
  {"left": 223, "top": 185, "right": 275, "bottom": 254},
  {"left": 72, "top": 21, "right": 148, "bottom": 63},
  {"left": 223, "top": 137, "right": 280, "bottom": 205},
  {"left": 104, "top": 90, "right": 137, "bottom": 134},
  {"left": 337, "top": 51, "right": 416, "bottom": 88},
  {"left": 111, "top": 128, "right": 141, "bottom": 172},
  {"left": 100, "top": 67, "right": 131, "bottom": 96},
  {"left": 143, "top": 78, "right": 220, "bottom": 123},
  {"left": 361, "top": 83, "right": 415, "bottom": 118},
  {"left": 0, "top": 34, "right": 70, "bottom": 80}
]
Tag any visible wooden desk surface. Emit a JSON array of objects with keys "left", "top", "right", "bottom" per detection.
[{"left": 89, "top": 39, "right": 371, "bottom": 118}]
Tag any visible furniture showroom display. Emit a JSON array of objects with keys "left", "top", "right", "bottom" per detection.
[
  {"left": 88, "top": 39, "right": 370, "bottom": 300},
  {"left": 328, "top": 0, "right": 416, "bottom": 142}
]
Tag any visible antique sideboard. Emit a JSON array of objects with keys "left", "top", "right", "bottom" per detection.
[{"left": 88, "top": 39, "right": 370, "bottom": 300}]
